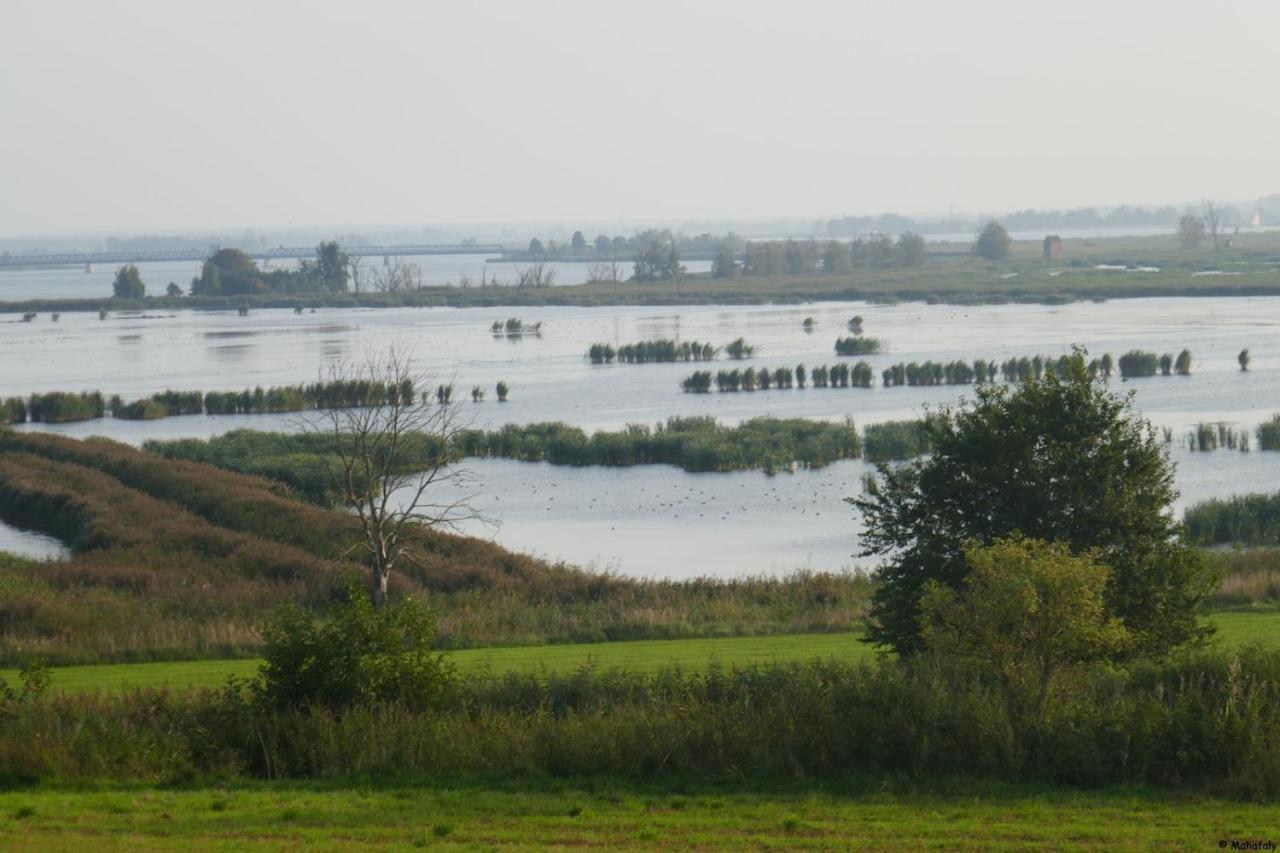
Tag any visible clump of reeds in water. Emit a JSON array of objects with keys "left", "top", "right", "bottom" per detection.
[
  {"left": 492, "top": 318, "right": 542, "bottom": 338},
  {"left": 1186, "top": 422, "right": 1250, "bottom": 452}
]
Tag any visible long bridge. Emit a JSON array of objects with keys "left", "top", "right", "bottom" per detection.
[{"left": 0, "top": 244, "right": 507, "bottom": 269}]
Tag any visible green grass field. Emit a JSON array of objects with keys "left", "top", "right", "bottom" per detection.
[
  {"left": 6, "top": 610, "right": 1278, "bottom": 695},
  {"left": 1, "top": 779, "right": 1276, "bottom": 850}
]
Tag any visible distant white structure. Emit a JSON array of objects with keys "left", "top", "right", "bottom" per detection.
[{"left": 1250, "top": 211, "right": 1262, "bottom": 227}]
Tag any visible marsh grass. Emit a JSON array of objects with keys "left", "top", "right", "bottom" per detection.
[{"left": 0, "top": 432, "right": 873, "bottom": 664}]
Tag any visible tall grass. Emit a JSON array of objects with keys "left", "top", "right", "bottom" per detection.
[
  {"left": 149, "top": 418, "right": 866, "bottom": 482},
  {"left": 0, "top": 432, "right": 874, "bottom": 664},
  {"left": 7, "top": 649, "right": 1280, "bottom": 796},
  {"left": 834, "top": 336, "right": 882, "bottom": 356},
  {"left": 1257, "top": 414, "right": 1280, "bottom": 451},
  {"left": 863, "top": 420, "right": 932, "bottom": 462},
  {"left": 1184, "top": 493, "right": 1280, "bottom": 545}
]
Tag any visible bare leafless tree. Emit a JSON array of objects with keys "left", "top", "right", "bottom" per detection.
[
  {"left": 1201, "top": 200, "right": 1225, "bottom": 252},
  {"left": 585, "top": 262, "right": 614, "bottom": 284},
  {"left": 349, "top": 255, "right": 365, "bottom": 295},
  {"left": 303, "top": 349, "right": 487, "bottom": 608},
  {"left": 514, "top": 262, "right": 556, "bottom": 288},
  {"left": 371, "top": 258, "right": 425, "bottom": 292}
]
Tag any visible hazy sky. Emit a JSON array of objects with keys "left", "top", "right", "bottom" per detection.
[{"left": 2, "top": 0, "right": 1277, "bottom": 235}]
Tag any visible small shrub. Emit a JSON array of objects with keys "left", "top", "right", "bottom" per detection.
[{"left": 252, "top": 584, "right": 455, "bottom": 711}]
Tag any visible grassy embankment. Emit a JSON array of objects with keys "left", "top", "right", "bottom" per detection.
[
  {"left": 0, "top": 431, "right": 871, "bottom": 665},
  {"left": 4, "top": 231, "right": 1280, "bottom": 314},
  {"left": 1, "top": 780, "right": 1274, "bottom": 849}
]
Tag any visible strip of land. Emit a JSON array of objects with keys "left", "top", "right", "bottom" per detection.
[{"left": 5, "top": 610, "right": 1274, "bottom": 694}]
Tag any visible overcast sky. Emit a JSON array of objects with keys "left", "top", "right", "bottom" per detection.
[{"left": 2, "top": 0, "right": 1277, "bottom": 235}]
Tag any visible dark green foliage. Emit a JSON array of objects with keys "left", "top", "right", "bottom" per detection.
[
  {"left": 110, "top": 264, "right": 145, "bottom": 299},
  {"left": 1174, "top": 349, "right": 1192, "bottom": 376},
  {"left": 253, "top": 584, "right": 454, "bottom": 711},
  {"left": 590, "top": 340, "right": 718, "bottom": 364},
  {"left": 495, "top": 381, "right": 509, "bottom": 402},
  {"left": 881, "top": 360, "right": 981, "bottom": 387},
  {"left": 834, "top": 336, "right": 882, "bottom": 356},
  {"left": 1184, "top": 493, "right": 1280, "bottom": 546},
  {"left": 863, "top": 420, "right": 932, "bottom": 462},
  {"left": 152, "top": 418, "right": 865, "bottom": 481},
  {"left": 852, "top": 350, "right": 1214, "bottom": 657},
  {"left": 681, "top": 371, "right": 712, "bottom": 393},
  {"left": 1258, "top": 414, "right": 1280, "bottom": 450},
  {"left": 1117, "top": 350, "right": 1159, "bottom": 378},
  {"left": 0, "top": 397, "right": 26, "bottom": 424},
  {"left": 723, "top": 337, "right": 755, "bottom": 359},
  {"left": 27, "top": 391, "right": 105, "bottom": 423},
  {"left": 1239, "top": 349, "right": 1251, "bottom": 371},
  {"left": 1159, "top": 353, "right": 1173, "bottom": 376},
  {"left": 0, "top": 658, "right": 49, "bottom": 707},
  {"left": 112, "top": 399, "right": 169, "bottom": 421},
  {"left": 849, "top": 361, "right": 874, "bottom": 387}
]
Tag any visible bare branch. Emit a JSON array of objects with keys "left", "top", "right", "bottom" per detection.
[{"left": 297, "top": 347, "right": 494, "bottom": 608}]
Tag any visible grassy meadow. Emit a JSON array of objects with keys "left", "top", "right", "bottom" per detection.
[
  {"left": 5, "top": 610, "right": 1278, "bottom": 695},
  {"left": 2, "top": 780, "right": 1276, "bottom": 850}
]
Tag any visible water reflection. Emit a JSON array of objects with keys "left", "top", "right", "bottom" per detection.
[{"left": 0, "top": 518, "right": 71, "bottom": 561}]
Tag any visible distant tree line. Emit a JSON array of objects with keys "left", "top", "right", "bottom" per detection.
[{"left": 188, "top": 242, "right": 353, "bottom": 297}]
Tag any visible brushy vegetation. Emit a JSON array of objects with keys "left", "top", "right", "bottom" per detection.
[
  {"left": 881, "top": 359, "right": 994, "bottom": 387},
  {"left": 148, "top": 417, "right": 867, "bottom": 485},
  {"left": 1184, "top": 493, "right": 1280, "bottom": 546},
  {"left": 0, "top": 431, "right": 873, "bottom": 664},
  {"left": 587, "top": 340, "right": 719, "bottom": 364},
  {"left": 3, "top": 648, "right": 1280, "bottom": 795},
  {"left": 862, "top": 420, "right": 933, "bottom": 462},
  {"left": 681, "top": 363, "right": 874, "bottom": 393},
  {"left": 1257, "top": 414, "right": 1280, "bottom": 451},
  {"left": 1185, "top": 422, "right": 1250, "bottom": 452},
  {"left": 26, "top": 391, "right": 106, "bottom": 424},
  {"left": 4, "top": 379, "right": 418, "bottom": 423},
  {"left": 491, "top": 318, "right": 542, "bottom": 336},
  {"left": 833, "top": 335, "right": 883, "bottom": 356}
]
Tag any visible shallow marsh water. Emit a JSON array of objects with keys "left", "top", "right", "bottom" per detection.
[{"left": 3, "top": 296, "right": 1280, "bottom": 575}]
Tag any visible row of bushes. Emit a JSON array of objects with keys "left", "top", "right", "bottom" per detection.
[
  {"left": 3, "top": 379, "right": 428, "bottom": 423},
  {"left": 149, "top": 418, "right": 870, "bottom": 482},
  {"left": 681, "top": 362, "right": 877, "bottom": 393},
  {"left": 586, "top": 338, "right": 760, "bottom": 365},
  {"left": 881, "top": 360, "right": 995, "bottom": 387},
  {"left": 1118, "top": 349, "right": 1193, "bottom": 378},
  {"left": 6, "top": 649, "right": 1280, "bottom": 795}
]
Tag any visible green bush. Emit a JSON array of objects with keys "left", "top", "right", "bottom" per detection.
[
  {"left": 253, "top": 584, "right": 455, "bottom": 711},
  {"left": 834, "top": 336, "right": 882, "bottom": 356}
]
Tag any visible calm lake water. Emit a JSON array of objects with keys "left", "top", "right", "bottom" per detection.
[{"left": 3, "top": 296, "right": 1280, "bottom": 576}]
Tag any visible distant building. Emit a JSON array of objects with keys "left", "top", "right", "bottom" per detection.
[{"left": 1043, "top": 235, "right": 1063, "bottom": 260}]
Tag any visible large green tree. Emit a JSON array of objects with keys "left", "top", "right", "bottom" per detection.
[
  {"left": 850, "top": 349, "right": 1213, "bottom": 657},
  {"left": 111, "top": 264, "right": 145, "bottom": 299},
  {"left": 974, "top": 221, "right": 1012, "bottom": 261}
]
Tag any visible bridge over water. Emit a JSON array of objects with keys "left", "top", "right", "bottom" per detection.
[{"left": 0, "top": 244, "right": 507, "bottom": 269}]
